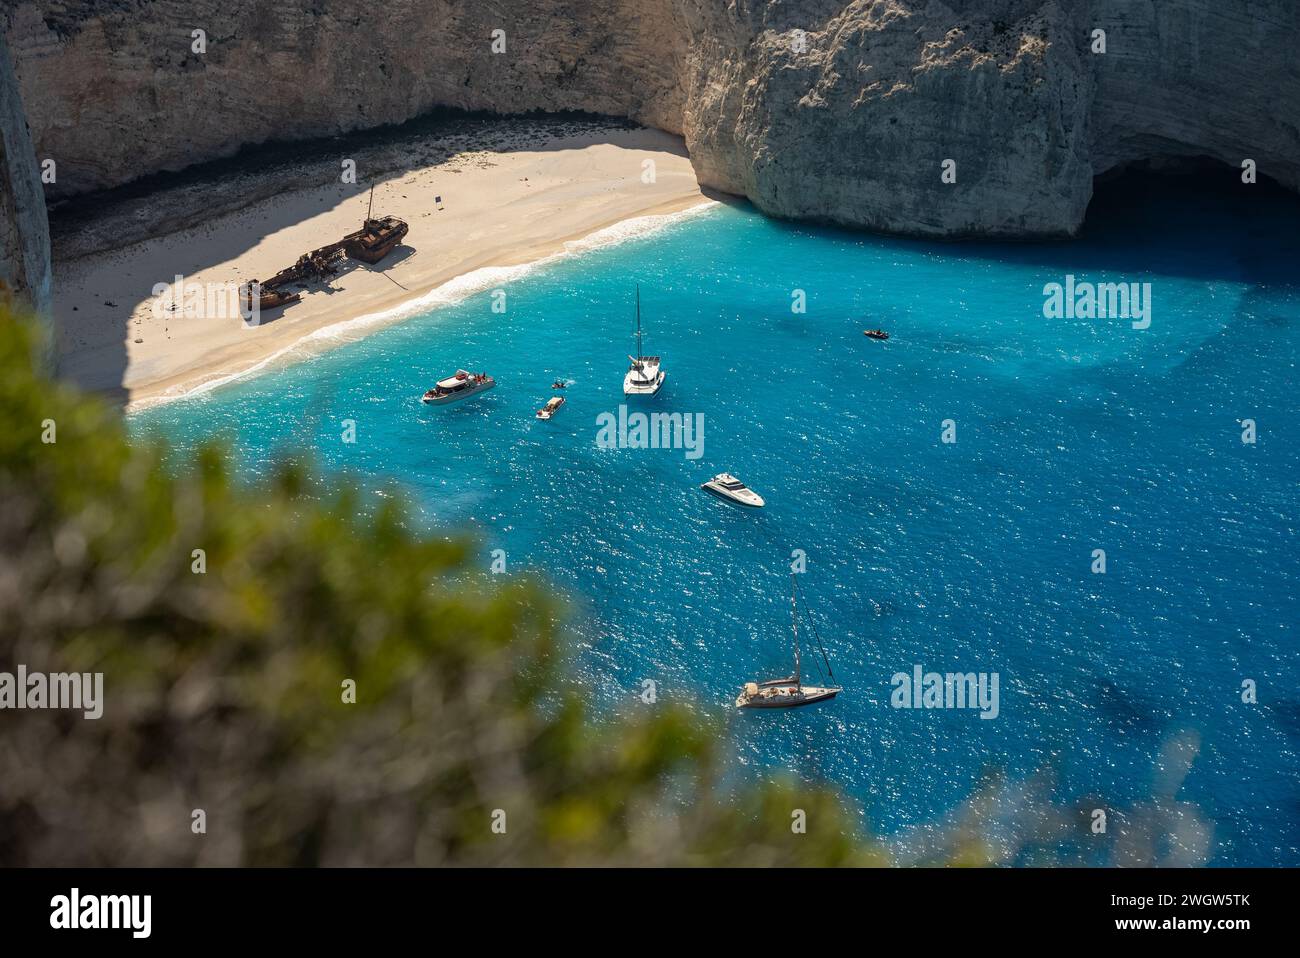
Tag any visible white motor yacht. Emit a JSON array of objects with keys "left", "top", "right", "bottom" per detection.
[
  {"left": 701, "top": 473, "right": 765, "bottom": 508},
  {"left": 421, "top": 369, "right": 496, "bottom": 405}
]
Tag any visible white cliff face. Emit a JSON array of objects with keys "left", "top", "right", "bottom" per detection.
[
  {"left": 680, "top": 1, "right": 1097, "bottom": 237},
  {"left": 4, "top": 0, "right": 1298, "bottom": 238},
  {"left": 5, "top": 0, "right": 689, "bottom": 199}
]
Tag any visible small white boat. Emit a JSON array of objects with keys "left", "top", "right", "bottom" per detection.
[
  {"left": 623, "top": 286, "right": 665, "bottom": 396},
  {"left": 736, "top": 575, "right": 842, "bottom": 710},
  {"left": 421, "top": 369, "right": 496, "bottom": 405},
  {"left": 701, "top": 473, "right": 765, "bottom": 508},
  {"left": 536, "top": 396, "right": 565, "bottom": 420}
]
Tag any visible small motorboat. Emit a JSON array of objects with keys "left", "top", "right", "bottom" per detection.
[
  {"left": 421, "top": 369, "right": 496, "bottom": 405},
  {"left": 551, "top": 380, "right": 567, "bottom": 390},
  {"left": 701, "top": 473, "right": 765, "bottom": 508},
  {"left": 536, "top": 396, "right": 565, "bottom": 420},
  {"left": 736, "top": 575, "right": 842, "bottom": 710},
  {"left": 864, "top": 329, "right": 889, "bottom": 341}
]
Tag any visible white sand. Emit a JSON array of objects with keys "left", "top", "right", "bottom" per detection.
[{"left": 53, "top": 128, "right": 711, "bottom": 408}]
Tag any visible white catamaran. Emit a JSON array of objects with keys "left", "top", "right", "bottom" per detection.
[
  {"left": 736, "top": 575, "right": 842, "bottom": 709},
  {"left": 623, "top": 285, "right": 665, "bottom": 396}
]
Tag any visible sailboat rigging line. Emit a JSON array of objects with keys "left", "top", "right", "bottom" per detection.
[
  {"left": 792, "top": 575, "right": 835, "bottom": 682},
  {"left": 707, "top": 486, "right": 847, "bottom": 686},
  {"left": 712, "top": 490, "right": 848, "bottom": 684}
]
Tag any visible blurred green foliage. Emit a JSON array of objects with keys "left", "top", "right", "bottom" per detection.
[
  {"left": 0, "top": 311, "right": 878, "bottom": 865},
  {"left": 0, "top": 310, "right": 1211, "bottom": 867}
]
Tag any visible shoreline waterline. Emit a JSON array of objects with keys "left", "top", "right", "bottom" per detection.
[
  {"left": 51, "top": 124, "right": 709, "bottom": 413},
  {"left": 125, "top": 197, "right": 718, "bottom": 413}
]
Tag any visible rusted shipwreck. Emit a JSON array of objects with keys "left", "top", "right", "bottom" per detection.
[
  {"left": 341, "top": 214, "right": 408, "bottom": 264},
  {"left": 243, "top": 189, "right": 409, "bottom": 315}
]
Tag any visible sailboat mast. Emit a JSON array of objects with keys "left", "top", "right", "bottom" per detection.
[
  {"left": 791, "top": 574, "right": 801, "bottom": 686},
  {"left": 635, "top": 284, "right": 643, "bottom": 361},
  {"left": 367, "top": 183, "right": 374, "bottom": 222}
]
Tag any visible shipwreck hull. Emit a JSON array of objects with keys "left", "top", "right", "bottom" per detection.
[
  {"left": 240, "top": 215, "right": 409, "bottom": 317},
  {"left": 344, "top": 217, "right": 409, "bottom": 264},
  {"left": 260, "top": 290, "right": 301, "bottom": 310}
]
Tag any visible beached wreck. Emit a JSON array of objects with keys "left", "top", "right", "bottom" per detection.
[
  {"left": 341, "top": 214, "right": 409, "bottom": 264},
  {"left": 242, "top": 189, "right": 409, "bottom": 314}
]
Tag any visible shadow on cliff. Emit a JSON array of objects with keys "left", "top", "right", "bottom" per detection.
[
  {"left": 1075, "top": 164, "right": 1300, "bottom": 291},
  {"left": 764, "top": 161, "right": 1300, "bottom": 291}
]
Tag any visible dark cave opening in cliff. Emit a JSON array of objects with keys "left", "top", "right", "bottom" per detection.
[
  {"left": 1094, "top": 150, "right": 1288, "bottom": 193},
  {"left": 1086, "top": 154, "right": 1296, "bottom": 240},
  {"left": 1075, "top": 156, "right": 1300, "bottom": 288}
]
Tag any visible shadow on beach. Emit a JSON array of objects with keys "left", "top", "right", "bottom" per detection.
[{"left": 48, "top": 110, "right": 655, "bottom": 403}]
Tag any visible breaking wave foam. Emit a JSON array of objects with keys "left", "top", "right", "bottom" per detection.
[{"left": 128, "top": 200, "right": 718, "bottom": 412}]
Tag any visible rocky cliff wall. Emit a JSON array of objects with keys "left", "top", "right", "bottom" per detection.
[
  {"left": 0, "top": 25, "right": 51, "bottom": 345},
  {"left": 6, "top": 0, "right": 689, "bottom": 198},
  {"left": 5, "top": 0, "right": 1298, "bottom": 238}
]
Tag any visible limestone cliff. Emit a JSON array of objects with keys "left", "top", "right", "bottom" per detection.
[
  {"left": 0, "top": 25, "right": 50, "bottom": 333},
  {"left": 5, "top": 0, "right": 1298, "bottom": 238}
]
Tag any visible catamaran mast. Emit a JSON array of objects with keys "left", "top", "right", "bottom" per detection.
[
  {"left": 791, "top": 574, "right": 801, "bottom": 687},
  {"left": 635, "top": 284, "right": 643, "bottom": 362}
]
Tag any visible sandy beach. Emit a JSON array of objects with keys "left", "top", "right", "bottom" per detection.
[{"left": 52, "top": 125, "right": 711, "bottom": 408}]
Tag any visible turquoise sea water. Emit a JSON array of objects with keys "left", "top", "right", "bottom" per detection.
[{"left": 132, "top": 175, "right": 1300, "bottom": 865}]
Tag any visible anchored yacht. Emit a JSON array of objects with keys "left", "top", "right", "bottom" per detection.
[
  {"left": 701, "top": 473, "right": 765, "bottom": 508},
  {"left": 421, "top": 369, "right": 496, "bottom": 405},
  {"left": 736, "top": 575, "right": 842, "bottom": 709},
  {"left": 623, "top": 285, "right": 665, "bottom": 396},
  {"left": 536, "top": 396, "right": 565, "bottom": 420}
]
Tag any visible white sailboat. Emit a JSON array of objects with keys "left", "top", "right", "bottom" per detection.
[
  {"left": 736, "top": 575, "right": 842, "bottom": 709},
  {"left": 623, "top": 285, "right": 665, "bottom": 396}
]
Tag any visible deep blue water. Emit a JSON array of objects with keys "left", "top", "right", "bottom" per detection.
[{"left": 132, "top": 176, "right": 1300, "bottom": 865}]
